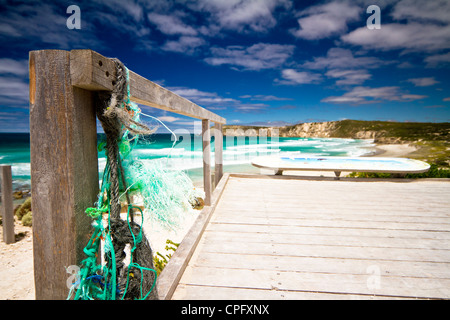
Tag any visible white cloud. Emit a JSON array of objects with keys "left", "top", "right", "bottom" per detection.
[
  {"left": 147, "top": 12, "right": 198, "bottom": 36},
  {"left": 0, "top": 3, "right": 91, "bottom": 48},
  {"left": 191, "top": 0, "right": 291, "bottom": 33},
  {"left": 240, "top": 95, "right": 293, "bottom": 101},
  {"left": 342, "top": 23, "right": 450, "bottom": 53},
  {"left": 303, "top": 48, "right": 387, "bottom": 70},
  {"left": 276, "top": 69, "right": 322, "bottom": 85},
  {"left": 0, "top": 58, "right": 29, "bottom": 109},
  {"left": 161, "top": 36, "right": 206, "bottom": 55},
  {"left": 94, "top": 0, "right": 143, "bottom": 20},
  {"left": 302, "top": 48, "right": 388, "bottom": 86},
  {"left": 0, "top": 1, "right": 151, "bottom": 50},
  {"left": 326, "top": 69, "right": 372, "bottom": 85},
  {"left": 0, "top": 59, "right": 28, "bottom": 76},
  {"left": 291, "top": 1, "right": 361, "bottom": 40},
  {"left": 391, "top": 0, "right": 450, "bottom": 24},
  {"left": 205, "top": 43, "right": 295, "bottom": 71},
  {"left": 407, "top": 77, "right": 439, "bottom": 87},
  {"left": 168, "top": 87, "right": 237, "bottom": 105},
  {"left": 322, "top": 86, "right": 428, "bottom": 104},
  {"left": 425, "top": 52, "right": 450, "bottom": 68},
  {"left": 166, "top": 85, "right": 272, "bottom": 113},
  {"left": 244, "top": 120, "right": 293, "bottom": 127},
  {"left": 443, "top": 97, "right": 450, "bottom": 102},
  {"left": 157, "top": 116, "right": 183, "bottom": 123},
  {"left": 0, "top": 76, "right": 29, "bottom": 105},
  {"left": 234, "top": 103, "right": 270, "bottom": 113}
]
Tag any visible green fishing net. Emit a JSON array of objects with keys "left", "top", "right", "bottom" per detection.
[{"left": 67, "top": 62, "right": 203, "bottom": 300}]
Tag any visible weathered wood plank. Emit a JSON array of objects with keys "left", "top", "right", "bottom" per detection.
[
  {"left": 202, "top": 119, "right": 212, "bottom": 206},
  {"left": 70, "top": 49, "right": 226, "bottom": 124},
  {"left": 179, "top": 265, "right": 450, "bottom": 299},
  {"left": 30, "top": 50, "right": 99, "bottom": 300},
  {"left": 173, "top": 176, "right": 450, "bottom": 299},
  {"left": 1, "top": 165, "right": 15, "bottom": 244},
  {"left": 173, "top": 284, "right": 409, "bottom": 300},
  {"left": 208, "top": 222, "right": 450, "bottom": 240},
  {"left": 202, "top": 229, "right": 450, "bottom": 250},
  {"left": 211, "top": 216, "right": 450, "bottom": 231},
  {"left": 198, "top": 238, "right": 450, "bottom": 263},
  {"left": 213, "top": 210, "right": 450, "bottom": 223},
  {"left": 193, "top": 252, "right": 450, "bottom": 279},
  {"left": 214, "top": 122, "right": 223, "bottom": 186}
]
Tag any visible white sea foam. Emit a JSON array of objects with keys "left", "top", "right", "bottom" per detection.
[
  {"left": 11, "top": 163, "right": 30, "bottom": 176},
  {"left": 4, "top": 137, "right": 376, "bottom": 190},
  {"left": 133, "top": 147, "right": 189, "bottom": 157}
]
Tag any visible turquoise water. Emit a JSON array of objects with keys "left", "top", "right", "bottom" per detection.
[{"left": 0, "top": 132, "right": 375, "bottom": 190}]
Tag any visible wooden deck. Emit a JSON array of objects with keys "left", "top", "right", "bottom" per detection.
[{"left": 160, "top": 174, "right": 450, "bottom": 300}]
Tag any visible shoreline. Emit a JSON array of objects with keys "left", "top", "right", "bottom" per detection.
[
  {"left": 4, "top": 142, "right": 419, "bottom": 193},
  {"left": 364, "top": 143, "right": 418, "bottom": 158}
]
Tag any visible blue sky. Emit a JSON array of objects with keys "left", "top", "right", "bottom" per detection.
[{"left": 0, "top": 0, "right": 449, "bottom": 133}]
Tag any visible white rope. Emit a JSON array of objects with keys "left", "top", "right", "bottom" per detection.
[{"left": 139, "top": 112, "right": 178, "bottom": 160}]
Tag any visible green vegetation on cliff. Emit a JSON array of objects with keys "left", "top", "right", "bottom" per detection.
[
  {"left": 320, "top": 120, "right": 450, "bottom": 142},
  {"left": 224, "top": 120, "right": 450, "bottom": 142}
]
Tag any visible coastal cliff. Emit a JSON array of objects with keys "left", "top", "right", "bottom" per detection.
[
  {"left": 224, "top": 120, "right": 450, "bottom": 144},
  {"left": 223, "top": 120, "right": 450, "bottom": 167}
]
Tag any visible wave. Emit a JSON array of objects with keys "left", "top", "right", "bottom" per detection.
[
  {"left": 133, "top": 147, "right": 190, "bottom": 157},
  {"left": 2, "top": 137, "right": 376, "bottom": 189},
  {"left": 11, "top": 163, "right": 30, "bottom": 177}
]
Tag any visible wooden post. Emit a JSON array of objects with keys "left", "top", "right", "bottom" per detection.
[
  {"left": 202, "top": 119, "right": 212, "bottom": 206},
  {"left": 214, "top": 123, "right": 223, "bottom": 187},
  {"left": 29, "top": 50, "right": 99, "bottom": 299},
  {"left": 1, "top": 165, "right": 15, "bottom": 244}
]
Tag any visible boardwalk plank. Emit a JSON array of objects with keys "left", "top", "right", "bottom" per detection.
[{"left": 171, "top": 176, "right": 450, "bottom": 300}]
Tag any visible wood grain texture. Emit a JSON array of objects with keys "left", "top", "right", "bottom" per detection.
[
  {"left": 173, "top": 176, "right": 450, "bottom": 300},
  {"left": 214, "top": 123, "right": 223, "bottom": 186},
  {"left": 202, "top": 119, "right": 212, "bottom": 206},
  {"left": 70, "top": 49, "right": 225, "bottom": 124},
  {"left": 1, "top": 166, "right": 15, "bottom": 244},
  {"left": 29, "top": 50, "right": 99, "bottom": 300}
]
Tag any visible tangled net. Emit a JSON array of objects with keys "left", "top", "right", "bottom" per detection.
[{"left": 67, "top": 59, "right": 201, "bottom": 300}]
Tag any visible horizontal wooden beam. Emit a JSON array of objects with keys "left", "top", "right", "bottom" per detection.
[{"left": 70, "top": 49, "right": 226, "bottom": 124}]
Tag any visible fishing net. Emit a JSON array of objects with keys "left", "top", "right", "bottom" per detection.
[{"left": 67, "top": 59, "right": 202, "bottom": 300}]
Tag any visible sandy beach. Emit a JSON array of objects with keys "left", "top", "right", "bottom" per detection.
[
  {"left": 364, "top": 143, "right": 418, "bottom": 158},
  {"left": 0, "top": 143, "right": 419, "bottom": 300},
  {"left": 0, "top": 222, "right": 34, "bottom": 300}
]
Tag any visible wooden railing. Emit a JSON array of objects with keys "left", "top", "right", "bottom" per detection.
[{"left": 29, "top": 49, "right": 225, "bottom": 299}]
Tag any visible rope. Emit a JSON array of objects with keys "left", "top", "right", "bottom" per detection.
[
  {"left": 68, "top": 59, "right": 158, "bottom": 300},
  {"left": 67, "top": 58, "right": 204, "bottom": 300}
]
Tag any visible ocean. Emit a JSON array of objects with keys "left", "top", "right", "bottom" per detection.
[{"left": 0, "top": 132, "right": 375, "bottom": 191}]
